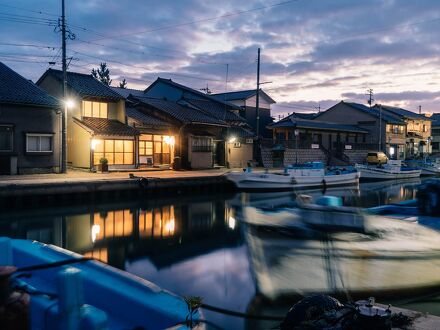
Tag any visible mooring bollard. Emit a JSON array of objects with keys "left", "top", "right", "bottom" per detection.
[{"left": 58, "top": 267, "right": 84, "bottom": 330}]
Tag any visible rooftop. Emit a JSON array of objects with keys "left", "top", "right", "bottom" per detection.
[
  {"left": 0, "top": 62, "right": 60, "bottom": 108},
  {"left": 374, "top": 104, "right": 431, "bottom": 121},
  {"left": 125, "top": 107, "right": 171, "bottom": 127},
  {"left": 111, "top": 87, "right": 145, "bottom": 99},
  {"left": 77, "top": 117, "right": 139, "bottom": 136},
  {"left": 342, "top": 102, "right": 405, "bottom": 124},
  {"left": 212, "top": 89, "right": 276, "bottom": 103},
  {"left": 269, "top": 117, "right": 368, "bottom": 133},
  {"left": 130, "top": 96, "right": 228, "bottom": 126},
  {"left": 183, "top": 98, "right": 246, "bottom": 123},
  {"left": 38, "top": 69, "right": 123, "bottom": 100}
]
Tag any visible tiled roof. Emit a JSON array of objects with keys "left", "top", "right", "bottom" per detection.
[
  {"left": 374, "top": 104, "right": 431, "bottom": 121},
  {"left": 125, "top": 107, "right": 171, "bottom": 127},
  {"left": 430, "top": 113, "right": 440, "bottom": 127},
  {"left": 0, "top": 62, "right": 60, "bottom": 108},
  {"left": 38, "top": 69, "right": 123, "bottom": 100},
  {"left": 183, "top": 98, "right": 246, "bottom": 123},
  {"left": 225, "top": 126, "right": 255, "bottom": 138},
  {"left": 111, "top": 87, "right": 145, "bottom": 99},
  {"left": 131, "top": 96, "right": 228, "bottom": 126},
  {"left": 146, "top": 78, "right": 242, "bottom": 110},
  {"left": 77, "top": 117, "right": 139, "bottom": 136},
  {"left": 269, "top": 117, "right": 368, "bottom": 133},
  {"left": 212, "top": 89, "right": 276, "bottom": 103},
  {"left": 344, "top": 102, "right": 404, "bottom": 124}
]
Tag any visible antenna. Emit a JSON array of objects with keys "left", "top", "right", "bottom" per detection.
[
  {"left": 419, "top": 105, "right": 422, "bottom": 114},
  {"left": 199, "top": 84, "right": 211, "bottom": 94},
  {"left": 366, "top": 88, "right": 374, "bottom": 107}
]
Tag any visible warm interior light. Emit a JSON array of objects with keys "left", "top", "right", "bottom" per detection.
[
  {"left": 164, "top": 136, "right": 175, "bottom": 146},
  {"left": 65, "top": 99, "right": 75, "bottom": 109},
  {"left": 228, "top": 136, "right": 236, "bottom": 143},
  {"left": 165, "top": 219, "right": 175, "bottom": 233},
  {"left": 91, "top": 224, "right": 100, "bottom": 243},
  {"left": 228, "top": 216, "right": 236, "bottom": 230},
  {"left": 91, "top": 139, "right": 101, "bottom": 150}
]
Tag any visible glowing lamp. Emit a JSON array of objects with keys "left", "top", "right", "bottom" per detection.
[
  {"left": 65, "top": 99, "right": 76, "bottom": 109},
  {"left": 228, "top": 136, "right": 236, "bottom": 143},
  {"left": 164, "top": 136, "right": 175, "bottom": 146},
  {"left": 91, "top": 139, "right": 101, "bottom": 150},
  {"left": 91, "top": 224, "right": 100, "bottom": 243}
]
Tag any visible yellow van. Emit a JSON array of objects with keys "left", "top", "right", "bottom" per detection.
[{"left": 366, "top": 151, "right": 388, "bottom": 165}]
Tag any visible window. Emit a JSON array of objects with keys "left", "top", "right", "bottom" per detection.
[
  {"left": 26, "top": 134, "right": 53, "bottom": 153},
  {"left": 93, "top": 139, "right": 134, "bottom": 165},
  {"left": 432, "top": 142, "right": 440, "bottom": 150},
  {"left": 192, "top": 137, "right": 212, "bottom": 152},
  {"left": 0, "top": 126, "right": 13, "bottom": 151},
  {"left": 139, "top": 134, "right": 173, "bottom": 165},
  {"left": 82, "top": 101, "right": 108, "bottom": 118}
]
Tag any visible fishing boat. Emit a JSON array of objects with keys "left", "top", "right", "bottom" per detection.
[
  {"left": 0, "top": 237, "right": 201, "bottom": 330},
  {"left": 355, "top": 160, "right": 421, "bottom": 181},
  {"left": 226, "top": 162, "right": 360, "bottom": 191},
  {"left": 242, "top": 209, "right": 440, "bottom": 302},
  {"left": 408, "top": 158, "right": 440, "bottom": 176}
]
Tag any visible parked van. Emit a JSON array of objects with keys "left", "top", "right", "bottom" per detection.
[{"left": 366, "top": 151, "right": 388, "bottom": 165}]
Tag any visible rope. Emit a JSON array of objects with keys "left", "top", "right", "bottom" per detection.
[
  {"left": 201, "top": 303, "right": 284, "bottom": 321},
  {"left": 16, "top": 257, "right": 94, "bottom": 272}
]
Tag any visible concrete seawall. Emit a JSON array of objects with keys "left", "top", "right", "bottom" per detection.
[{"left": 0, "top": 172, "right": 234, "bottom": 208}]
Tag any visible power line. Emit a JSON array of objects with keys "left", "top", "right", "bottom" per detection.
[
  {"left": 0, "top": 42, "right": 58, "bottom": 50},
  {"left": 0, "top": 4, "right": 58, "bottom": 17},
  {"left": 86, "top": 0, "right": 299, "bottom": 42}
]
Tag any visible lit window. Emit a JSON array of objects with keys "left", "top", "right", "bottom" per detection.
[
  {"left": 82, "top": 101, "right": 108, "bottom": 118},
  {"left": 93, "top": 139, "right": 134, "bottom": 165},
  {"left": 26, "top": 134, "right": 53, "bottom": 153},
  {"left": 0, "top": 126, "right": 13, "bottom": 151}
]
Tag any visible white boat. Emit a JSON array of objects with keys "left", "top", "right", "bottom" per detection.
[
  {"left": 355, "top": 160, "right": 421, "bottom": 181},
  {"left": 411, "top": 158, "right": 440, "bottom": 176},
  {"left": 226, "top": 162, "right": 360, "bottom": 191},
  {"left": 242, "top": 209, "right": 440, "bottom": 301}
]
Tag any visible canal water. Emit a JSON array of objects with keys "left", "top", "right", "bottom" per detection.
[{"left": 1, "top": 178, "right": 440, "bottom": 329}]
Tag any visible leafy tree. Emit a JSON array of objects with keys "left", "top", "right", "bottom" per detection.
[
  {"left": 119, "top": 78, "right": 127, "bottom": 89},
  {"left": 91, "top": 62, "right": 112, "bottom": 86}
]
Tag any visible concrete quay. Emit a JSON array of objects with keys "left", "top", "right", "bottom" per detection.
[{"left": 0, "top": 169, "right": 234, "bottom": 208}]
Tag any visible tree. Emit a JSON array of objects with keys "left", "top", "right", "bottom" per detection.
[
  {"left": 119, "top": 78, "right": 127, "bottom": 89},
  {"left": 91, "top": 62, "right": 112, "bottom": 86}
]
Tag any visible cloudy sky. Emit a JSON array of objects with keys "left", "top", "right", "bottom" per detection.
[{"left": 1, "top": 0, "right": 440, "bottom": 117}]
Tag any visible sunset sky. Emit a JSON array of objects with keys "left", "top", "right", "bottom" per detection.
[{"left": 2, "top": 0, "right": 440, "bottom": 116}]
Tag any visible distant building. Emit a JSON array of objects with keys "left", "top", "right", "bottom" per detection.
[
  {"left": 430, "top": 113, "right": 440, "bottom": 154},
  {"left": 212, "top": 89, "right": 276, "bottom": 138},
  {"left": 373, "top": 105, "right": 432, "bottom": 158},
  {"left": 0, "top": 62, "right": 61, "bottom": 174},
  {"left": 37, "top": 69, "right": 137, "bottom": 171},
  {"left": 317, "top": 101, "right": 407, "bottom": 159}
]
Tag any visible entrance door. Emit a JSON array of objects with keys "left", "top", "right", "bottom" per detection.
[
  {"left": 212, "top": 141, "right": 225, "bottom": 166},
  {"left": 328, "top": 134, "right": 333, "bottom": 150}
]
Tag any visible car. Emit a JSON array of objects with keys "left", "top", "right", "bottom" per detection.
[{"left": 366, "top": 151, "right": 388, "bottom": 165}]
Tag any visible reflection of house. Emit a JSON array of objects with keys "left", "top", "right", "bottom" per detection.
[
  {"left": 212, "top": 89, "right": 276, "bottom": 138},
  {"left": 430, "top": 113, "right": 440, "bottom": 154},
  {"left": 373, "top": 105, "right": 432, "bottom": 158},
  {"left": 0, "top": 62, "right": 61, "bottom": 174},
  {"left": 37, "top": 69, "right": 138, "bottom": 170}
]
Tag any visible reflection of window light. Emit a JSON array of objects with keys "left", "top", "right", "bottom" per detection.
[
  {"left": 389, "top": 147, "right": 395, "bottom": 156},
  {"left": 165, "top": 219, "right": 175, "bottom": 233},
  {"left": 91, "top": 224, "right": 100, "bottom": 243},
  {"left": 228, "top": 216, "right": 236, "bottom": 230}
]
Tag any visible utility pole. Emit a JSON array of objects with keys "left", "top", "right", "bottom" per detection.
[
  {"left": 255, "top": 48, "right": 261, "bottom": 137},
  {"left": 419, "top": 105, "right": 422, "bottom": 115},
  {"left": 366, "top": 88, "right": 374, "bottom": 107},
  {"left": 61, "top": 0, "right": 67, "bottom": 173},
  {"left": 379, "top": 104, "right": 382, "bottom": 151}
]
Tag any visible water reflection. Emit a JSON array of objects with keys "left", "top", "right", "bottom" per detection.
[{"left": 0, "top": 178, "right": 439, "bottom": 329}]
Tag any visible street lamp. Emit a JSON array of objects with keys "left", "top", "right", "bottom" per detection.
[{"left": 294, "top": 129, "right": 299, "bottom": 165}]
